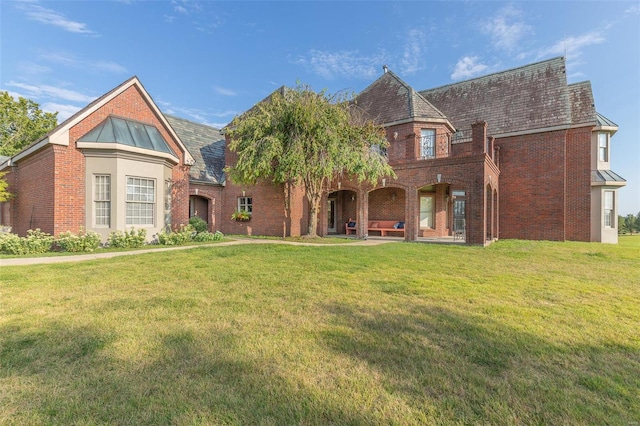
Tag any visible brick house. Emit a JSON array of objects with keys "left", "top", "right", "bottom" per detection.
[
  {"left": 0, "top": 57, "right": 626, "bottom": 245},
  {"left": 219, "top": 57, "right": 625, "bottom": 244},
  {"left": 0, "top": 77, "right": 195, "bottom": 241}
]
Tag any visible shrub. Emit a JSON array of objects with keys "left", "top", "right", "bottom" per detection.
[
  {"left": 0, "top": 232, "right": 27, "bottom": 255},
  {"left": 193, "top": 230, "right": 224, "bottom": 242},
  {"left": 108, "top": 228, "right": 147, "bottom": 249},
  {"left": 57, "top": 229, "right": 101, "bottom": 252},
  {"left": 157, "top": 224, "right": 195, "bottom": 245},
  {"left": 189, "top": 216, "right": 208, "bottom": 233},
  {"left": 0, "top": 229, "right": 54, "bottom": 255}
]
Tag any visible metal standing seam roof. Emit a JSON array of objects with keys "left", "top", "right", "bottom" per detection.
[
  {"left": 596, "top": 112, "right": 618, "bottom": 128},
  {"left": 78, "top": 116, "right": 177, "bottom": 156},
  {"left": 591, "top": 169, "right": 626, "bottom": 184}
]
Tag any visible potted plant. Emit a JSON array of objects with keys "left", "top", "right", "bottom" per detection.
[{"left": 231, "top": 210, "right": 251, "bottom": 222}]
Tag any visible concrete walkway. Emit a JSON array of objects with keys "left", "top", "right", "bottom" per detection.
[{"left": 0, "top": 237, "right": 396, "bottom": 266}]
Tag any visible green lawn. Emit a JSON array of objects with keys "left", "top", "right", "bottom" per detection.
[{"left": 1, "top": 239, "right": 638, "bottom": 425}]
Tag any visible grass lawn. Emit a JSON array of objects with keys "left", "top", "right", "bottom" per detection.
[{"left": 1, "top": 239, "right": 638, "bottom": 424}]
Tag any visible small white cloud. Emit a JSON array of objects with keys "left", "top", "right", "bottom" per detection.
[
  {"left": 18, "top": 3, "right": 95, "bottom": 35},
  {"left": 40, "top": 102, "right": 81, "bottom": 121},
  {"left": 6, "top": 81, "right": 95, "bottom": 103},
  {"left": 625, "top": 5, "right": 639, "bottom": 15},
  {"left": 400, "top": 28, "right": 425, "bottom": 75},
  {"left": 213, "top": 86, "right": 237, "bottom": 97},
  {"left": 295, "top": 49, "right": 385, "bottom": 80},
  {"left": 535, "top": 31, "right": 605, "bottom": 60},
  {"left": 159, "top": 100, "right": 235, "bottom": 127},
  {"left": 17, "top": 62, "right": 52, "bottom": 76},
  {"left": 451, "top": 56, "right": 489, "bottom": 80},
  {"left": 481, "top": 5, "right": 533, "bottom": 53},
  {"left": 40, "top": 52, "right": 128, "bottom": 74}
]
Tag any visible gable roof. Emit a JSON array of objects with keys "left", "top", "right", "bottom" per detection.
[
  {"left": 567, "top": 81, "right": 597, "bottom": 126},
  {"left": 3, "top": 76, "right": 194, "bottom": 168},
  {"left": 355, "top": 69, "right": 453, "bottom": 129},
  {"left": 420, "top": 57, "right": 573, "bottom": 137},
  {"left": 165, "top": 115, "right": 226, "bottom": 185}
]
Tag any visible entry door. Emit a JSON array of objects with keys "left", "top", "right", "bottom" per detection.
[
  {"left": 327, "top": 198, "right": 336, "bottom": 233},
  {"left": 453, "top": 199, "right": 466, "bottom": 233}
]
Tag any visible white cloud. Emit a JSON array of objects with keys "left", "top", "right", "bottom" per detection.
[
  {"left": 625, "top": 5, "right": 639, "bottom": 15},
  {"left": 535, "top": 31, "right": 605, "bottom": 61},
  {"left": 451, "top": 56, "right": 489, "bottom": 80},
  {"left": 400, "top": 29, "right": 425, "bottom": 75},
  {"left": 294, "top": 49, "right": 385, "bottom": 80},
  {"left": 41, "top": 102, "right": 81, "bottom": 121},
  {"left": 17, "top": 62, "right": 52, "bottom": 76},
  {"left": 39, "top": 52, "right": 128, "bottom": 74},
  {"left": 6, "top": 81, "right": 95, "bottom": 103},
  {"left": 18, "top": 3, "right": 95, "bottom": 35},
  {"left": 481, "top": 5, "right": 532, "bottom": 53},
  {"left": 213, "top": 86, "right": 237, "bottom": 97},
  {"left": 159, "top": 100, "right": 235, "bottom": 128}
]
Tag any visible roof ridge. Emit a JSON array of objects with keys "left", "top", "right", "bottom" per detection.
[
  {"left": 420, "top": 56, "right": 566, "bottom": 93},
  {"left": 165, "top": 114, "right": 220, "bottom": 131}
]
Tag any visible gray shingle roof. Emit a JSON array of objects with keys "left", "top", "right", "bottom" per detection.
[
  {"left": 420, "top": 57, "right": 572, "bottom": 136},
  {"left": 567, "top": 81, "right": 596, "bottom": 126},
  {"left": 355, "top": 69, "right": 452, "bottom": 127},
  {"left": 165, "top": 115, "right": 225, "bottom": 185}
]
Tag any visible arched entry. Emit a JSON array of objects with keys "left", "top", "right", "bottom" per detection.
[
  {"left": 326, "top": 190, "right": 357, "bottom": 234},
  {"left": 189, "top": 195, "right": 209, "bottom": 223}
]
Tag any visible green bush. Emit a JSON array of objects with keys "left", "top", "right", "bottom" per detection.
[
  {"left": 57, "top": 229, "right": 101, "bottom": 252},
  {"left": 157, "top": 224, "right": 195, "bottom": 245},
  {"left": 108, "top": 228, "right": 147, "bottom": 248},
  {"left": 193, "top": 230, "right": 224, "bottom": 242},
  {"left": 0, "top": 229, "right": 54, "bottom": 255},
  {"left": 189, "top": 216, "right": 208, "bottom": 233}
]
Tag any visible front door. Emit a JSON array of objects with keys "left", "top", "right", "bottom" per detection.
[{"left": 327, "top": 198, "right": 336, "bottom": 233}]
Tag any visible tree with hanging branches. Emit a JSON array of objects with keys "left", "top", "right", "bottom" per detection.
[{"left": 225, "top": 84, "right": 395, "bottom": 237}]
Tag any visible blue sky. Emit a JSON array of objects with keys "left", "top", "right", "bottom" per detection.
[{"left": 1, "top": 1, "right": 639, "bottom": 215}]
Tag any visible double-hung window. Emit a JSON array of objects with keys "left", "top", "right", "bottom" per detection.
[
  {"left": 604, "top": 191, "right": 614, "bottom": 228},
  {"left": 94, "top": 175, "right": 111, "bottom": 226},
  {"left": 238, "top": 196, "right": 252, "bottom": 214},
  {"left": 126, "top": 177, "right": 155, "bottom": 225},
  {"left": 598, "top": 133, "right": 609, "bottom": 162},
  {"left": 420, "top": 129, "right": 436, "bottom": 159}
]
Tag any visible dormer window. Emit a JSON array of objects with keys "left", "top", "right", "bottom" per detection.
[{"left": 598, "top": 132, "right": 609, "bottom": 162}]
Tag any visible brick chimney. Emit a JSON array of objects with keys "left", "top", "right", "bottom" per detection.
[{"left": 471, "top": 121, "right": 487, "bottom": 155}]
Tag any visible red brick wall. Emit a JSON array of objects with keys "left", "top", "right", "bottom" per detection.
[
  {"left": 565, "top": 127, "right": 592, "bottom": 241},
  {"left": 497, "top": 130, "right": 567, "bottom": 241},
  {"left": 368, "top": 188, "right": 405, "bottom": 221},
  {"left": 189, "top": 184, "right": 224, "bottom": 232},
  {"left": 7, "top": 83, "right": 191, "bottom": 237},
  {"left": 11, "top": 147, "right": 56, "bottom": 236},
  {"left": 223, "top": 138, "right": 308, "bottom": 236},
  {"left": 64, "top": 84, "right": 190, "bottom": 234}
]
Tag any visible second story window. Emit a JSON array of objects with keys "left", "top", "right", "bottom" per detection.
[
  {"left": 420, "top": 129, "right": 435, "bottom": 159},
  {"left": 598, "top": 133, "right": 609, "bottom": 162}
]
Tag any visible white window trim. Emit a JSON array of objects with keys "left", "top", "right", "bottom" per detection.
[
  {"left": 94, "top": 174, "right": 111, "bottom": 227},
  {"left": 604, "top": 190, "right": 614, "bottom": 228},
  {"left": 126, "top": 176, "right": 156, "bottom": 226},
  {"left": 598, "top": 132, "right": 609, "bottom": 163},
  {"left": 238, "top": 196, "right": 252, "bottom": 214}
]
